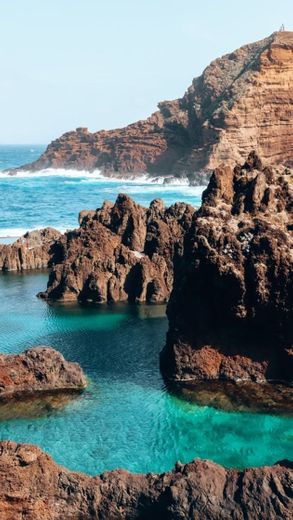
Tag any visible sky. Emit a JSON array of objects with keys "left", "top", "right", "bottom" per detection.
[{"left": 0, "top": 0, "right": 292, "bottom": 144}]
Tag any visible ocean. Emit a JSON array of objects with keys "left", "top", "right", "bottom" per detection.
[
  {"left": 0, "top": 144, "right": 204, "bottom": 241},
  {"left": 0, "top": 145, "right": 292, "bottom": 476}
]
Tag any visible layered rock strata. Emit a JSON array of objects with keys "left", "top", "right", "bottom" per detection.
[
  {"left": 0, "top": 347, "right": 87, "bottom": 400},
  {"left": 0, "top": 441, "right": 291, "bottom": 520},
  {"left": 39, "top": 195, "right": 194, "bottom": 303},
  {"left": 13, "top": 31, "right": 293, "bottom": 177},
  {"left": 161, "top": 153, "right": 293, "bottom": 384},
  {"left": 0, "top": 228, "right": 62, "bottom": 271}
]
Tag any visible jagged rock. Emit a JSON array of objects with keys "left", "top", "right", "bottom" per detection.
[
  {"left": 39, "top": 194, "right": 194, "bottom": 303},
  {"left": 0, "top": 347, "right": 87, "bottom": 400},
  {"left": 0, "top": 228, "right": 62, "bottom": 271},
  {"left": 11, "top": 31, "right": 293, "bottom": 178},
  {"left": 161, "top": 153, "right": 293, "bottom": 384},
  {"left": 0, "top": 441, "right": 291, "bottom": 520}
]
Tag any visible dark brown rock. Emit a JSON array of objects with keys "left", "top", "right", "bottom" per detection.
[
  {"left": 161, "top": 155, "right": 293, "bottom": 384},
  {"left": 11, "top": 32, "right": 293, "bottom": 178},
  {"left": 39, "top": 195, "right": 194, "bottom": 303},
  {"left": 0, "top": 228, "right": 62, "bottom": 271},
  {"left": 0, "top": 441, "right": 291, "bottom": 520},
  {"left": 0, "top": 347, "right": 87, "bottom": 400}
]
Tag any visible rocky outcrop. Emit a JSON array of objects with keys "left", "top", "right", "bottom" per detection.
[
  {"left": 0, "top": 228, "right": 62, "bottom": 271},
  {"left": 161, "top": 153, "right": 293, "bottom": 384},
  {"left": 0, "top": 347, "right": 87, "bottom": 400},
  {"left": 0, "top": 441, "right": 291, "bottom": 520},
  {"left": 39, "top": 195, "right": 194, "bottom": 303},
  {"left": 12, "top": 31, "right": 293, "bottom": 178}
]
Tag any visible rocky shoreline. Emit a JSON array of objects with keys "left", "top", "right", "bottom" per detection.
[
  {"left": 0, "top": 441, "right": 292, "bottom": 520},
  {"left": 0, "top": 153, "right": 292, "bottom": 518}
]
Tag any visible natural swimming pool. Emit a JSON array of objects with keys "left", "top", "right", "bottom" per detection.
[{"left": 0, "top": 271, "right": 292, "bottom": 475}]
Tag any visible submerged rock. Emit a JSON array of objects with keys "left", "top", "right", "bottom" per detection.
[
  {"left": 0, "top": 441, "right": 291, "bottom": 520},
  {"left": 0, "top": 228, "right": 62, "bottom": 271},
  {"left": 169, "top": 380, "right": 293, "bottom": 415},
  {"left": 39, "top": 194, "right": 194, "bottom": 303},
  {"left": 0, "top": 347, "right": 87, "bottom": 400},
  {"left": 161, "top": 153, "right": 293, "bottom": 384}
]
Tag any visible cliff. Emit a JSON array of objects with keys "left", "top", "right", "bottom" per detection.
[
  {"left": 0, "top": 441, "right": 291, "bottom": 520},
  {"left": 39, "top": 195, "right": 194, "bottom": 303},
  {"left": 14, "top": 31, "right": 293, "bottom": 177},
  {"left": 161, "top": 152, "right": 293, "bottom": 384}
]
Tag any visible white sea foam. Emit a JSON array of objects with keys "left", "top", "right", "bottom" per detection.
[{"left": 0, "top": 167, "right": 201, "bottom": 187}]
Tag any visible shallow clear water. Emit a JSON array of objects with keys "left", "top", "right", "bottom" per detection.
[
  {"left": 0, "top": 272, "right": 292, "bottom": 475},
  {"left": 0, "top": 145, "right": 204, "bottom": 239}
]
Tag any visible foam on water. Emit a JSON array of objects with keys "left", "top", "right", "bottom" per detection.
[{"left": 0, "top": 145, "right": 205, "bottom": 240}]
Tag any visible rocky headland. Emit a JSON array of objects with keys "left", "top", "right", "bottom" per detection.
[
  {"left": 0, "top": 441, "right": 291, "bottom": 520},
  {"left": 38, "top": 195, "right": 194, "bottom": 303},
  {"left": 11, "top": 31, "right": 293, "bottom": 179},
  {"left": 0, "top": 228, "right": 62, "bottom": 271},
  {"left": 0, "top": 347, "right": 87, "bottom": 401},
  {"left": 161, "top": 152, "right": 293, "bottom": 385}
]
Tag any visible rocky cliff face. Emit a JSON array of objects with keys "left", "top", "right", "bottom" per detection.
[
  {"left": 161, "top": 153, "right": 293, "bottom": 384},
  {"left": 14, "top": 31, "right": 293, "bottom": 177},
  {"left": 0, "top": 347, "right": 87, "bottom": 400},
  {"left": 39, "top": 195, "right": 194, "bottom": 303},
  {"left": 0, "top": 441, "right": 291, "bottom": 520},
  {"left": 0, "top": 228, "right": 62, "bottom": 271}
]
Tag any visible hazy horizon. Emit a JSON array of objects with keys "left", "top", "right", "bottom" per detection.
[{"left": 1, "top": 0, "right": 292, "bottom": 144}]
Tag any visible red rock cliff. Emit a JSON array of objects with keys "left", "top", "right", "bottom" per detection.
[
  {"left": 161, "top": 153, "right": 293, "bottom": 384},
  {"left": 15, "top": 31, "right": 293, "bottom": 177}
]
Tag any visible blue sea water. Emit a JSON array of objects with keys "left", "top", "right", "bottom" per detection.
[
  {"left": 0, "top": 272, "right": 292, "bottom": 475},
  {"left": 0, "top": 146, "right": 292, "bottom": 476},
  {"left": 0, "top": 145, "right": 204, "bottom": 240}
]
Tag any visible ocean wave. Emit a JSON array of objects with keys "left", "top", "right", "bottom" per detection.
[
  {"left": 0, "top": 167, "right": 202, "bottom": 187},
  {"left": 0, "top": 168, "right": 105, "bottom": 180}
]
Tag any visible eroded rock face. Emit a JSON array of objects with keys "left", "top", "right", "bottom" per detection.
[
  {"left": 39, "top": 194, "right": 194, "bottom": 303},
  {"left": 0, "top": 347, "right": 87, "bottom": 400},
  {"left": 161, "top": 153, "right": 293, "bottom": 383},
  {"left": 0, "top": 228, "right": 62, "bottom": 271},
  {"left": 0, "top": 441, "right": 291, "bottom": 520},
  {"left": 13, "top": 31, "right": 293, "bottom": 178}
]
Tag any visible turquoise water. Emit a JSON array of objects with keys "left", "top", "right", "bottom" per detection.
[
  {"left": 0, "top": 145, "right": 203, "bottom": 239},
  {"left": 0, "top": 271, "right": 292, "bottom": 475}
]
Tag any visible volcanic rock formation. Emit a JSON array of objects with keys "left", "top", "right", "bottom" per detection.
[
  {"left": 0, "top": 228, "right": 62, "bottom": 271},
  {"left": 0, "top": 441, "right": 292, "bottom": 520},
  {"left": 39, "top": 195, "right": 194, "bottom": 303},
  {"left": 0, "top": 347, "right": 87, "bottom": 400},
  {"left": 161, "top": 152, "right": 293, "bottom": 384},
  {"left": 13, "top": 31, "right": 293, "bottom": 177}
]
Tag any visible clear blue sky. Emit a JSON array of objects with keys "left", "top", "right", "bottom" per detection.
[{"left": 0, "top": 0, "right": 292, "bottom": 144}]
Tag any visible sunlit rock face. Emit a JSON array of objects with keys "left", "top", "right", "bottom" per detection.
[
  {"left": 13, "top": 32, "right": 293, "bottom": 178},
  {"left": 0, "top": 441, "right": 292, "bottom": 520},
  {"left": 161, "top": 153, "right": 293, "bottom": 384},
  {"left": 39, "top": 194, "right": 194, "bottom": 303}
]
